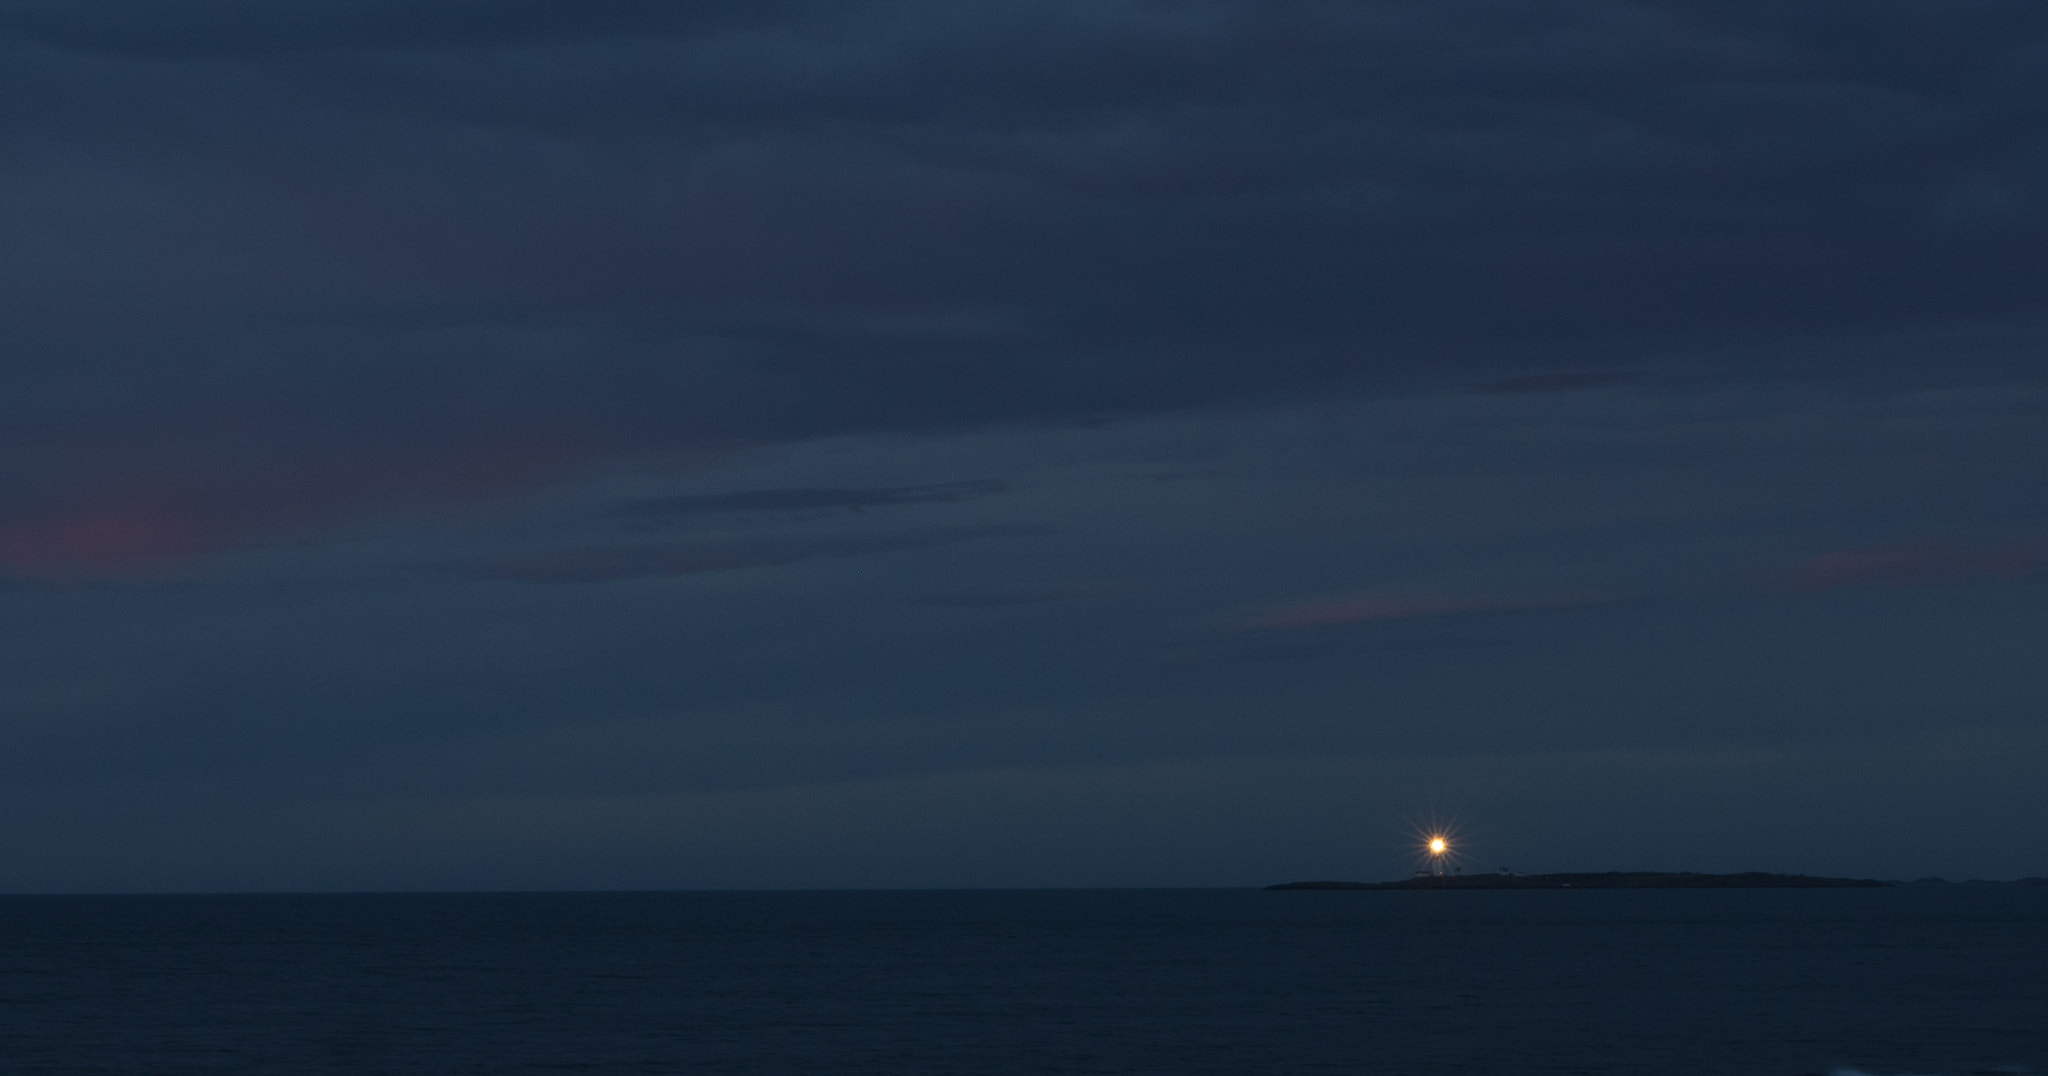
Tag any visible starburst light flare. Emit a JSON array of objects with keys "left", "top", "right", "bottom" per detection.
[{"left": 1405, "top": 813, "right": 1470, "bottom": 878}]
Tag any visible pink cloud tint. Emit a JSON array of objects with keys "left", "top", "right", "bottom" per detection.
[
  {"left": 0, "top": 423, "right": 610, "bottom": 580},
  {"left": 1245, "top": 591, "right": 1617, "bottom": 631},
  {"left": 1780, "top": 538, "right": 2048, "bottom": 591},
  {"left": 0, "top": 510, "right": 207, "bottom": 578}
]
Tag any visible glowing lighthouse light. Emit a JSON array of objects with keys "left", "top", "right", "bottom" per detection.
[{"left": 1409, "top": 817, "right": 1464, "bottom": 879}]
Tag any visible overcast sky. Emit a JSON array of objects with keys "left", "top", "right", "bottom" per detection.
[{"left": 3, "top": 0, "right": 2046, "bottom": 891}]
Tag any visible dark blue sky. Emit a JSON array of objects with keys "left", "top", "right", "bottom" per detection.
[{"left": 3, "top": 0, "right": 2046, "bottom": 890}]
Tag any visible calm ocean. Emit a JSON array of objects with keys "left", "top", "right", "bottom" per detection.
[{"left": 1, "top": 887, "right": 2041, "bottom": 1075}]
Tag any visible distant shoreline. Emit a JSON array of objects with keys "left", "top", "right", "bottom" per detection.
[{"left": 1268, "top": 871, "right": 1901, "bottom": 890}]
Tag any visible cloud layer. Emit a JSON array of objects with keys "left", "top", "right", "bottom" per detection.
[
  {"left": 467, "top": 524, "right": 1049, "bottom": 584},
  {"left": 2, "top": 2, "right": 2047, "bottom": 888},
  {"left": 1780, "top": 538, "right": 2048, "bottom": 591},
  {"left": 4, "top": 0, "right": 2047, "bottom": 570}
]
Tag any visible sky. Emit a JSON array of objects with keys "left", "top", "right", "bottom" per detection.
[{"left": 2, "top": 0, "right": 2046, "bottom": 891}]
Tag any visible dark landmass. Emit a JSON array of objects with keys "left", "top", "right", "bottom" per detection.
[
  {"left": 1267, "top": 871, "right": 1891, "bottom": 890},
  {"left": 1905, "top": 876, "right": 2048, "bottom": 886}
]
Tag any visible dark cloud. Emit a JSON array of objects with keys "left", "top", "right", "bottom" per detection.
[
  {"left": 462, "top": 524, "right": 1051, "bottom": 584},
  {"left": 2, "top": 1, "right": 2043, "bottom": 499},
  {"left": 0, "top": 0, "right": 798, "bottom": 55},
  {"left": 613, "top": 480, "right": 1010, "bottom": 526},
  {"left": 1243, "top": 592, "right": 1625, "bottom": 631}
]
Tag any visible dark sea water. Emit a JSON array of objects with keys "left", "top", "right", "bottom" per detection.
[{"left": 1, "top": 887, "right": 2042, "bottom": 1075}]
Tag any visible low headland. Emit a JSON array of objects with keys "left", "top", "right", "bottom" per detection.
[{"left": 1267, "top": 871, "right": 1892, "bottom": 890}]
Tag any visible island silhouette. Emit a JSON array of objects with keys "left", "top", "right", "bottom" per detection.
[{"left": 1267, "top": 871, "right": 1891, "bottom": 890}]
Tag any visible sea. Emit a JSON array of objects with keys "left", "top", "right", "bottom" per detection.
[{"left": 1, "top": 887, "right": 2042, "bottom": 1075}]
